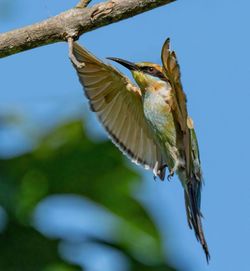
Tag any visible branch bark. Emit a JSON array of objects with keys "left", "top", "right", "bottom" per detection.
[
  {"left": 76, "top": 0, "right": 92, "bottom": 8},
  {"left": 0, "top": 0, "right": 175, "bottom": 59}
]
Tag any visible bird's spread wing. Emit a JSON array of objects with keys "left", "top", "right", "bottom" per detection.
[
  {"left": 161, "top": 38, "right": 192, "bottom": 177},
  {"left": 72, "top": 42, "right": 166, "bottom": 179}
]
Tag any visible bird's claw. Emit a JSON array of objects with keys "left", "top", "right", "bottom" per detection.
[{"left": 167, "top": 171, "right": 174, "bottom": 181}]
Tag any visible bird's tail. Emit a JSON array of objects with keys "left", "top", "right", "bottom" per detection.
[{"left": 184, "top": 175, "right": 210, "bottom": 263}]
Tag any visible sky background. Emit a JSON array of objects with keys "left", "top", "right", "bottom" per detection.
[{"left": 1, "top": 0, "right": 250, "bottom": 270}]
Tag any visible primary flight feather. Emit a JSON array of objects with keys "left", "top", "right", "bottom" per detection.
[{"left": 71, "top": 39, "right": 210, "bottom": 262}]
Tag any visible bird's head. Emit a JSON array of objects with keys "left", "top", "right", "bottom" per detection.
[{"left": 107, "top": 57, "right": 168, "bottom": 90}]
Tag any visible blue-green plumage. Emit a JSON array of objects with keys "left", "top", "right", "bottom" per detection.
[{"left": 143, "top": 86, "right": 208, "bottom": 260}]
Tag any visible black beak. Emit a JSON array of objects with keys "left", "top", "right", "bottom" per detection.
[{"left": 107, "top": 57, "right": 139, "bottom": 71}]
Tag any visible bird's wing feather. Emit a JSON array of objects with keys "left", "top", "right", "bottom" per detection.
[
  {"left": 161, "top": 38, "right": 192, "bottom": 177},
  {"left": 72, "top": 42, "right": 166, "bottom": 179},
  {"left": 187, "top": 117, "right": 202, "bottom": 180},
  {"left": 162, "top": 40, "right": 209, "bottom": 260}
]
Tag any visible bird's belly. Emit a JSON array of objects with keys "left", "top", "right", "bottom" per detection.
[
  {"left": 143, "top": 92, "right": 173, "bottom": 136},
  {"left": 143, "top": 91, "right": 178, "bottom": 170}
]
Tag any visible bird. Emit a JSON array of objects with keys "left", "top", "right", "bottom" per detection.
[{"left": 71, "top": 38, "right": 210, "bottom": 262}]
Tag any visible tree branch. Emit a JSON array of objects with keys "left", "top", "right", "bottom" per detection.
[
  {"left": 0, "top": 0, "right": 175, "bottom": 59},
  {"left": 76, "top": 0, "right": 92, "bottom": 8}
]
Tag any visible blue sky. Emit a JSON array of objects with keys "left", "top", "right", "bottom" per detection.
[{"left": 1, "top": 0, "right": 250, "bottom": 270}]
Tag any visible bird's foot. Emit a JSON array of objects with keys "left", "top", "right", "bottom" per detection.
[
  {"left": 167, "top": 170, "right": 174, "bottom": 181},
  {"left": 159, "top": 163, "right": 168, "bottom": 171},
  {"left": 153, "top": 163, "right": 168, "bottom": 181}
]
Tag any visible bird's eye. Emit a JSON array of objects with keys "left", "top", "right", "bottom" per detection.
[{"left": 148, "top": 67, "right": 154, "bottom": 72}]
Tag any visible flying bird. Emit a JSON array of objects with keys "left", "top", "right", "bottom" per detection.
[{"left": 71, "top": 38, "right": 210, "bottom": 262}]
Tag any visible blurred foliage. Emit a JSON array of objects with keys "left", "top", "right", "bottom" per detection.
[{"left": 0, "top": 119, "right": 182, "bottom": 271}]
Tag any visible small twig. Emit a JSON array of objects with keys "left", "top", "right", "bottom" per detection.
[
  {"left": 68, "top": 37, "right": 85, "bottom": 68},
  {"left": 76, "top": 0, "right": 92, "bottom": 8}
]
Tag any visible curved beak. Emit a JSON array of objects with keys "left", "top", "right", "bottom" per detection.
[{"left": 107, "top": 57, "right": 139, "bottom": 71}]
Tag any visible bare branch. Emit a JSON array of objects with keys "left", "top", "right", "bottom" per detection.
[
  {"left": 76, "top": 0, "right": 92, "bottom": 8},
  {"left": 0, "top": 0, "right": 175, "bottom": 59}
]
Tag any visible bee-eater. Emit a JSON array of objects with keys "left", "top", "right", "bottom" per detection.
[{"left": 71, "top": 38, "right": 210, "bottom": 262}]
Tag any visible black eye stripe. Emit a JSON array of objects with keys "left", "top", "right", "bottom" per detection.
[
  {"left": 140, "top": 66, "right": 168, "bottom": 81},
  {"left": 140, "top": 66, "right": 155, "bottom": 73}
]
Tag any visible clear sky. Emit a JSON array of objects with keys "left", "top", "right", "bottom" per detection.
[{"left": 1, "top": 0, "right": 250, "bottom": 270}]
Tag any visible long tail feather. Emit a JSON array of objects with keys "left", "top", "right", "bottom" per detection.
[{"left": 185, "top": 176, "right": 210, "bottom": 263}]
